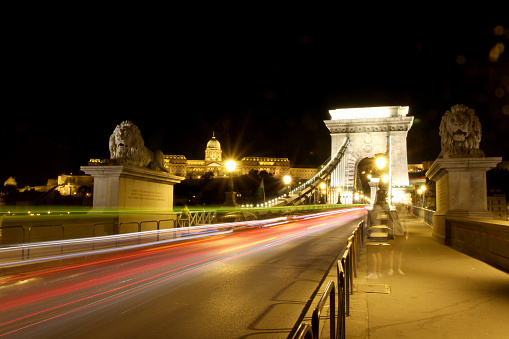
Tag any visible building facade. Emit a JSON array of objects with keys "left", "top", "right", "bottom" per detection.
[
  {"left": 164, "top": 134, "right": 315, "bottom": 180},
  {"left": 240, "top": 157, "right": 290, "bottom": 177},
  {"left": 488, "top": 194, "right": 508, "bottom": 221}
]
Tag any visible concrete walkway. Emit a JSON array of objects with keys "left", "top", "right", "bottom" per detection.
[
  {"left": 346, "top": 209, "right": 509, "bottom": 338},
  {"left": 303, "top": 209, "right": 509, "bottom": 338}
]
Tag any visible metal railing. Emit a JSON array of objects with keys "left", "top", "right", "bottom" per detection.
[
  {"left": 337, "top": 262, "right": 346, "bottom": 339},
  {"left": 0, "top": 218, "right": 178, "bottom": 261},
  {"left": 27, "top": 224, "right": 65, "bottom": 259},
  {"left": 176, "top": 210, "right": 217, "bottom": 227},
  {"left": 283, "top": 137, "right": 350, "bottom": 206},
  {"left": 410, "top": 206, "right": 435, "bottom": 226},
  {"left": 312, "top": 280, "right": 336, "bottom": 339},
  {"left": 292, "top": 322, "right": 313, "bottom": 339},
  {"left": 1, "top": 208, "right": 363, "bottom": 265},
  {"left": 292, "top": 219, "right": 365, "bottom": 339}
]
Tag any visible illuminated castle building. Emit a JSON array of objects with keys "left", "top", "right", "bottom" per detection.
[{"left": 164, "top": 134, "right": 317, "bottom": 180}]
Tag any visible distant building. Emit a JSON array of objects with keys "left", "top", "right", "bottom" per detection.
[
  {"left": 488, "top": 194, "right": 507, "bottom": 221},
  {"left": 240, "top": 157, "right": 290, "bottom": 177},
  {"left": 290, "top": 167, "right": 319, "bottom": 181},
  {"left": 408, "top": 163, "right": 424, "bottom": 173},
  {"left": 3, "top": 176, "right": 17, "bottom": 187},
  {"left": 55, "top": 174, "right": 93, "bottom": 196},
  {"left": 164, "top": 155, "right": 188, "bottom": 177},
  {"left": 164, "top": 134, "right": 316, "bottom": 180},
  {"left": 497, "top": 161, "right": 509, "bottom": 170},
  {"left": 165, "top": 134, "right": 227, "bottom": 179}
]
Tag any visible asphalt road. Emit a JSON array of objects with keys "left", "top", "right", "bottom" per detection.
[{"left": 0, "top": 208, "right": 366, "bottom": 338}]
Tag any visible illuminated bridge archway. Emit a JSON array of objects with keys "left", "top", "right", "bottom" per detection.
[
  {"left": 275, "top": 106, "right": 413, "bottom": 207},
  {"left": 324, "top": 106, "right": 414, "bottom": 204}
]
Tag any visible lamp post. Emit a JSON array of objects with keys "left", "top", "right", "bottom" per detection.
[
  {"left": 419, "top": 185, "right": 426, "bottom": 208},
  {"left": 320, "top": 182, "right": 326, "bottom": 204},
  {"left": 283, "top": 175, "right": 291, "bottom": 198},
  {"left": 336, "top": 187, "right": 342, "bottom": 204},
  {"left": 224, "top": 160, "right": 237, "bottom": 206},
  {"left": 375, "top": 154, "right": 389, "bottom": 206}
]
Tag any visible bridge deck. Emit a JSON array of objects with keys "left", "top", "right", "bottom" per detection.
[{"left": 309, "top": 208, "right": 509, "bottom": 338}]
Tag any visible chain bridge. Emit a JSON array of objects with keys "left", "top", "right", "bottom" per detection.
[{"left": 277, "top": 106, "right": 414, "bottom": 206}]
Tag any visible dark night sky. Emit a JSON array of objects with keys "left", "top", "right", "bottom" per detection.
[{"left": 3, "top": 3, "right": 509, "bottom": 186}]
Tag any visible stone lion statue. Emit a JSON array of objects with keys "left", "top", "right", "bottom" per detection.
[
  {"left": 109, "top": 121, "right": 168, "bottom": 171},
  {"left": 439, "top": 104, "right": 485, "bottom": 158}
]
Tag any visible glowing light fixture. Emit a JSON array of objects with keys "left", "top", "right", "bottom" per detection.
[
  {"left": 329, "top": 106, "right": 409, "bottom": 120},
  {"left": 376, "top": 156, "right": 387, "bottom": 170},
  {"left": 225, "top": 161, "right": 236, "bottom": 172},
  {"left": 283, "top": 175, "right": 291, "bottom": 185}
]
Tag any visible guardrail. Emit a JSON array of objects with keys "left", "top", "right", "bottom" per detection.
[
  {"left": 312, "top": 280, "right": 337, "bottom": 339},
  {"left": 1, "top": 218, "right": 178, "bottom": 261},
  {"left": 410, "top": 206, "right": 434, "bottom": 226},
  {"left": 1, "top": 209, "right": 364, "bottom": 267},
  {"left": 292, "top": 219, "right": 365, "bottom": 339},
  {"left": 176, "top": 210, "right": 217, "bottom": 227},
  {"left": 27, "top": 224, "right": 65, "bottom": 259}
]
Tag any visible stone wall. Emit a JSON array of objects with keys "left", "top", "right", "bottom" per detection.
[{"left": 445, "top": 217, "right": 509, "bottom": 273}]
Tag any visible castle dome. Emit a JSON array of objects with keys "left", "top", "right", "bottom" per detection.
[{"left": 206, "top": 133, "right": 221, "bottom": 150}]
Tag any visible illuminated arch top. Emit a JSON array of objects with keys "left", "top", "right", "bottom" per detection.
[{"left": 324, "top": 106, "right": 414, "bottom": 204}]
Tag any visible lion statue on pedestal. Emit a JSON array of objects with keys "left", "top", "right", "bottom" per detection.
[
  {"left": 109, "top": 121, "right": 168, "bottom": 171},
  {"left": 439, "top": 104, "right": 485, "bottom": 158}
]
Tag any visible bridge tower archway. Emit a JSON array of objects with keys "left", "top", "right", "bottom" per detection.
[{"left": 324, "top": 106, "right": 414, "bottom": 205}]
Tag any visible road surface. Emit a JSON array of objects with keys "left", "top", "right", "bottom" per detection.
[{"left": 0, "top": 208, "right": 366, "bottom": 338}]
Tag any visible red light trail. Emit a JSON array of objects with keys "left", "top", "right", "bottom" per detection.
[{"left": 0, "top": 207, "right": 366, "bottom": 337}]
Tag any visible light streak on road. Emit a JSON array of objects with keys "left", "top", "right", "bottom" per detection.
[
  {"left": 219, "top": 236, "right": 278, "bottom": 253},
  {"left": 0, "top": 207, "right": 367, "bottom": 338},
  {"left": 307, "top": 223, "right": 327, "bottom": 230}
]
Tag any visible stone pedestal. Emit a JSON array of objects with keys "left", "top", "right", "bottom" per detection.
[
  {"left": 223, "top": 191, "right": 238, "bottom": 206},
  {"left": 426, "top": 157, "right": 501, "bottom": 243},
  {"left": 81, "top": 165, "right": 184, "bottom": 225}
]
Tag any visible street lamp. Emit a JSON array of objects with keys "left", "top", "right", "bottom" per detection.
[
  {"left": 337, "top": 187, "right": 342, "bottom": 204},
  {"left": 376, "top": 155, "right": 387, "bottom": 170},
  {"left": 419, "top": 185, "right": 426, "bottom": 207},
  {"left": 375, "top": 154, "right": 389, "bottom": 206},
  {"left": 284, "top": 175, "right": 291, "bottom": 198},
  {"left": 320, "top": 182, "right": 326, "bottom": 204},
  {"left": 224, "top": 160, "right": 237, "bottom": 206}
]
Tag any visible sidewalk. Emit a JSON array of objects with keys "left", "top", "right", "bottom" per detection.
[
  {"left": 345, "top": 209, "right": 509, "bottom": 338},
  {"left": 303, "top": 210, "right": 509, "bottom": 338}
]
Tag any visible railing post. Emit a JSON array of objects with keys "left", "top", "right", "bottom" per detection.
[
  {"left": 0, "top": 225, "right": 26, "bottom": 260},
  {"left": 291, "top": 322, "right": 314, "bottom": 339},
  {"left": 337, "top": 261, "right": 346, "bottom": 339},
  {"left": 341, "top": 243, "right": 352, "bottom": 317},
  {"left": 27, "top": 224, "right": 65, "bottom": 259},
  {"left": 311, "top": 280, "right": 336, "bottom": 339}
]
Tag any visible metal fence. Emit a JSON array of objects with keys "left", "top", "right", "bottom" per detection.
[
  {"left": 410, "top": 206, "right": 435, "bottom": 226},
  {"left": 176, "top": 210, "right": 217, "bottom": 227},
  {"left": 292, "top": 219, "right": 365, "bottom": 339}
]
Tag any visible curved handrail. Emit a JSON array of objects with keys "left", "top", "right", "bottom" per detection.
[
  {"left": 311, "top": 280, "right": 336, "bottom": 339},
  {"left": 282, "top": 136, "right": 350, "bottom": 206},
  {"left": 291, "top": 322, "right": 313, "bottom": 339}
]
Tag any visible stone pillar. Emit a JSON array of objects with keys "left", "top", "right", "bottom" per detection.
[
  {"left": 426, "top": 157, "right": 501, "bottom": 243},
  {"left": 369, "top": 178, "right": 380, "bottom": 204},
  {"left": 81, "top": 164, "right": 184, "bottom": 225}
]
